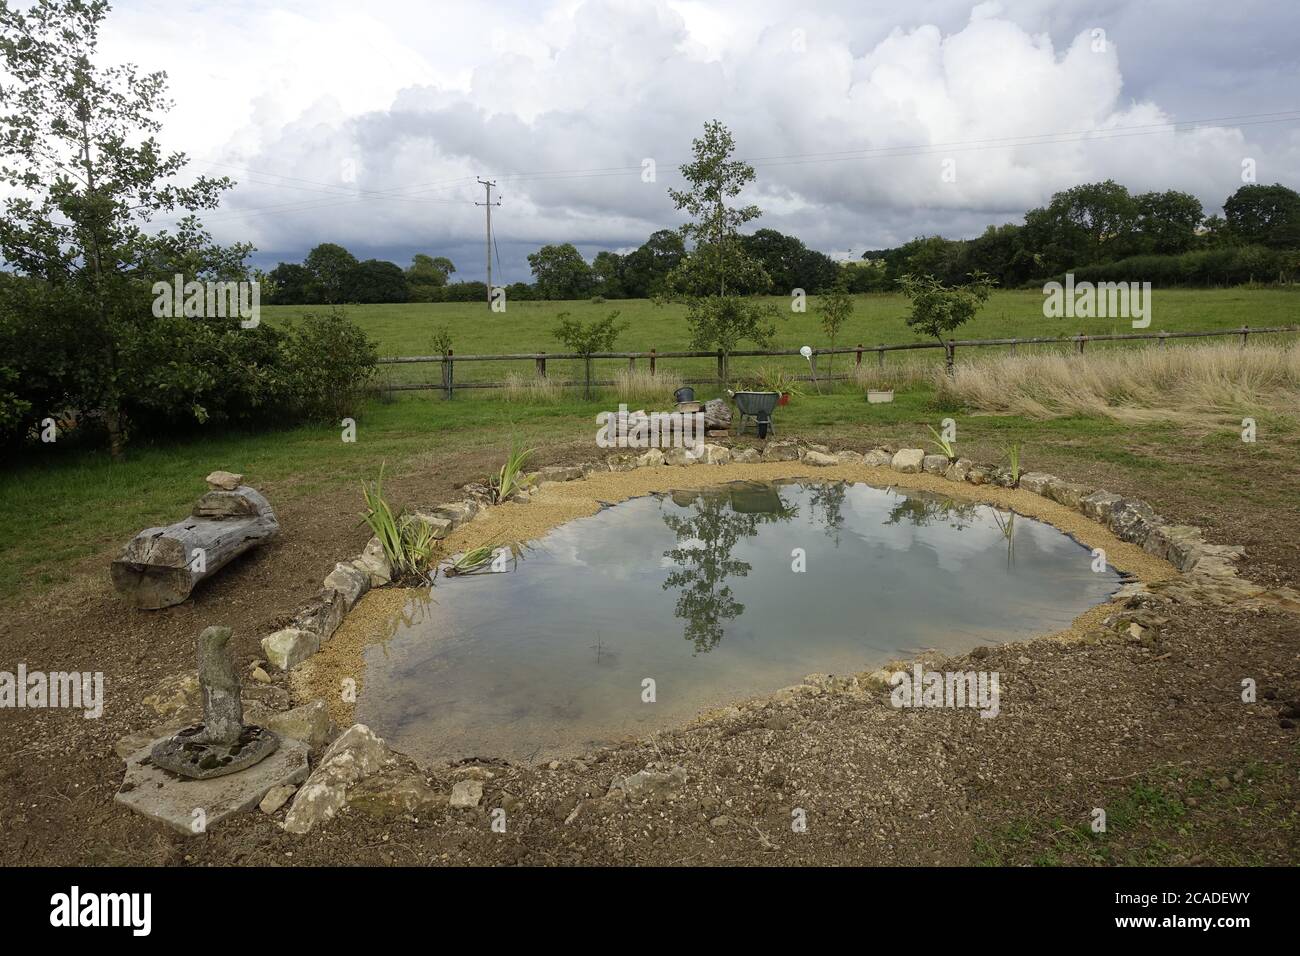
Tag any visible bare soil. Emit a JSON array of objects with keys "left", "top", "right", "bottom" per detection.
[{"left": 1, "top": 436, "right": 1296, "bottom": 867}]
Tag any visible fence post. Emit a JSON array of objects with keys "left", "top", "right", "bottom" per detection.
[
  {"left": 1010, "top": 339, "right": 1017, "bottom": 355},
  {"left": 877, "top": 347, "right": 885, "bottom": 370},
  {"left": 717, "top": 349, "right": 725, "bottom": 384},
  {"left": 855, "top": 344, "right": 863, "bottom": 368},
  {"left": 628, "top": 355, "right": 636, "bottom": 373},
  {"left": 1241, "top": 325, "right": 1250, "bottom": 346},
  {"left": 445, "top": 349, "right": 454, "bottom": 400},
  {"left": 1075, "top": 332, "right": 1086, "bottom": 355},
  {"left": 944, "top": 340, "right": 955, "bottom": 375},
  {"left": 1159, "top": 332, "right": 1167, "bottom": 347},
  {"left": 649, "top": 348, "right": 656, "bottom": 376}
]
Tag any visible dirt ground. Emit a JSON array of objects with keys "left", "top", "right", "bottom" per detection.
[{"left": 1, "top": 435, "right": 1296, "bottom": 867}]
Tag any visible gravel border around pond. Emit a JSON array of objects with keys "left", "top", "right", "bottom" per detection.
[{"left": 295, "top": 458, "right": 1175, "bottom": 735}]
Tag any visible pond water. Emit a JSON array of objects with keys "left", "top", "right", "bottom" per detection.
[{"left": 355, "top": 481, "right": 1122, "bottom": 765}]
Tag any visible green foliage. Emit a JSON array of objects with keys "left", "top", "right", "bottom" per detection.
[
  {"left": 927, "top": 424, "right": 957, "bottom": 461},
  {"left": 359, "top": 464, "right": 436, "bottom": 581},
  {"left": 447, "top": 544, "right": 496, "bottom": 576},
  {"left": 303, "top": 243, "right": 359, "bottom": 304},
  {"left": 429, "top": 325, "right": 453, "bottom": 356},
  {"left": 898, "top": 272, "right": 996, "bottom": 343},
  {"left": 1003, "top": 443, "right": 1022, "bottom": 486},
  {"left": 1223, "top": 183, "right": 1300, "bottom": 248},
  {"left": 553, "top": 310, "right": 628, "bottom": 396},
  {"left": 490, "top": 438, "right": 537, "bottom": 504},
  {"left": 279, "top": 308, "right": 379, "bottom": 421},
  {"left": 744, "top": 365, "right": 803, "bottom": 396},
  {"left": 684, "top": 295, "right": 779, "bottom": 362},
  {"left": 818, "top": 285, "right": 854, "bottom": 377},
  {"left": 668, "top": 120, "right": 762, "bottom": 296},
  {"left": 528, "top": 243, "right": 594, "bottom": 299}
]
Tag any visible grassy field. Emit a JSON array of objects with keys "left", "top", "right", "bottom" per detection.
[
  {"left": 265, "top": 288, "right": 1300, "bottom": 389},
  {"left": 2, "top": 287, "right": 1297, "bottom": 604}
]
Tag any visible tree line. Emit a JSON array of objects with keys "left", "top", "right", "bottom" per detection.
[{"left": 265, "top": 179, "right": 1300, "bottom": 306}]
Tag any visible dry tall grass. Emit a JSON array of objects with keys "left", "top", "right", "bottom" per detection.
[
  {"left": 850, "top": 358, "right": 938, "bottom": 392},
  {"left": 937, "top": 342, "right": 1300, "bottom": 423},
  {"left": 610, "top": 367, "right": 685, "bottom": 405},
  {"left": 501, "top": 371, "right": 569, "bottom": 404}
]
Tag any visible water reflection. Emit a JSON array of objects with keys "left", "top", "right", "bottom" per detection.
[{"left": 660, "top": 485, "right": 796, "bottom": 653}]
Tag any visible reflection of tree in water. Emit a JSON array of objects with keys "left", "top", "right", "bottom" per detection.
[
  {"left": 661, "top": 487, "right": 794, "bottom": 654},
  {"left": 883, "top": 495, "right": 981, "bottom": 530},
  {"left": 806, "top": 481, "right": 848, "bottom": 544}
]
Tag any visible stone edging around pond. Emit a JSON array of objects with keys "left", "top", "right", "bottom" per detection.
[{"left": 259, "top": 438, "right": 1299, "bottom": 678}]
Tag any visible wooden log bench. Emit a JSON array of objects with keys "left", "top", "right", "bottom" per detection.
[{"left": 111, "top": 485, "right": 279, "bottom": 609}]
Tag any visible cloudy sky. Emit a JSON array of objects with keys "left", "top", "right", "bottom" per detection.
[{"left": 100, "top": 0, "right": 1300, "bottom": 282}]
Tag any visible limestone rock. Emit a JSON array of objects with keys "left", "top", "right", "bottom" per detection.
[
  {"left": 607, "top": 453, "right": 639, "bottom": 471},
  {"left": 891, "top": 448, "right": 925, "bottom": 473},
  {"left": 803, "top": 450, "right": 838, "bottom": 466},
  {"left": 293, "top": 588, "right": 346, "bottom": 642},
  {"left": 205, "top": 470, "right": 244, "bottom": 491},
  {"left": 261, "top": 628, "right": 320, "bottom": 671},
  {"left": 835, "top": 450, "right": 864, "bottom": 465},
  {"left": 1107, "top": 499, "right": 1161, "bottom": 545},
  {"left": 538, "top": 465, "right": 584, "bottom": 482},
  {"left": 1045, "top": 478, "right": 1092, "bottom": 510},
  {"left": 282, "top": 724, "right": 399, "bottom": 834},
  {"left": 1018, "top": 472, "right": 1055, "bottom": 495},
  {"left": 966, "top": 466, "right": 991, "bottom": 485},
  {"left": 431, "top": 499, "right": 479, "bottom": 529},
  {"left": 762, "top": 441, "right": 801, "bottom": 462},
  {"left": 348, "top": 772, "right": 448, "bottom": 819},
  {"left": 355, "top": 537, "right": 392, "bottom": 587},
  {"left": 700, "top": 443, "right": 732, "bottom": 465},
  {"left": 635, "top": 448, "right": 665, "bottom": 468},
  {"left": 192, "top": 489, "right": 262, "bottom": 518},
  {"left": 143, "top": 673, "right": 201, "bottom": 720},
  {"left": 1080, "top": 490, "right": 1123, "bottom": 522},
  {"left": 116, "top": 736, "right": 308, "bottom": 836},
  {"left": 410, "top": 512, "right": 454, "bottom": 540},
  {"left": 324, "top": 561, "right": 369, "bottom": 611},
  {"left": 944, "top": 458, "right": 973, "bottom": 482},
  {"left": 449, "top": 779, "right": 484, "bottom": 808},
  {"left": 922, "top": 454, "right": 949, "bottom": 475},
  {"left": 260, "top": 784, "right": 297, "bottom": 815},
  {"left": 266, "top": 699, "right": 331, "bottom": 749},
  {"left": 1142, "top": 524, "right": 1204, "bottom": 570},
  {"left": 863, "top": 449, "right": 892, "bottom": 467},
  {"left": 732, "top": 447, "right": 762, "bottom": 463},
  {"left": 612, "top": 765, "right": 687, "bottom": 801}
]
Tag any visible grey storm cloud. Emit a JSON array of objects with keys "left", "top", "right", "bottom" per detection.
[{"left": 140, "top": 0, "right": 1300, "bottom": 281}]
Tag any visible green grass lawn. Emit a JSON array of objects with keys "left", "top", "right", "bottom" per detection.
[{"left": 265, "top": 287, "right": 1300, "bottom": 389}]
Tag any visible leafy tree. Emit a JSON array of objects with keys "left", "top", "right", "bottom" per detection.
[
  {"left": 666, "top": 241, "right": 770, "bottom": 297},
  {"left": 405, "top": 253, "right": 454, "bottom": 301},
  {"left": 668, "top": 120, "right": 761, "bottom": 296},
  {"left": 347, "top": 259, "right": 408, "bottom": 303},
  {"left": 683, "top": 295, "right": 778, "bottom": 383},
  {"left": 552, "top": 310, "right": 627, "bottom": 396},
  {"left": 591, "top": 250, "right": 625, "bottom": 298},
  {"left": 1134, "top": 190, "right": 1203, "bottom": 254},
  {"left": 0, "top": 0, "right": 239, "bottom": 456},
  {"left": 817, "top": 285, "right": 854, "bottom": 378},
  {"left": 1023, "top": 180, "right": 1139, "bottom": 273},
  {"left": 303, "top": 242, "right": 357, "bottom": 303},
  {"left": 621, "top": 229, "right": 685, "bottom": 297},
  {"left": 528, "top": 242, "right": 593, "bottom": 299},
  {"left": 898, "top": 272, "right": 996, "bottom": 346},
  {"left": 266, "top": 262, "right": 312, "bottom": 304},
  {"left": 1223, "top": 183, "right": 1300, "bottom": 248}
]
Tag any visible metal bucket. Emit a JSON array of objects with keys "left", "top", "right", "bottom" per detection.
[{"left": 673, "top": 386, "right": 695, "bottom": 404}]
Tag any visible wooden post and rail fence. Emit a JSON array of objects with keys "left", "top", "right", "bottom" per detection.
[{"left": 377, "top": 324, "right": 1300, "bottom": 399}]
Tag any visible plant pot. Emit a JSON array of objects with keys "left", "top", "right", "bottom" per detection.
[{"left": 866, "top": 389, "right": 895, "bottom": 404}]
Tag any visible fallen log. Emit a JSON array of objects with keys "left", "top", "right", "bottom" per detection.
[{"left": 111, "top": 486, "right": 279, "bottom": 609}]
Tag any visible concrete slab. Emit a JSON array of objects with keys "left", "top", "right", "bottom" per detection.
[{"left": 115, "top": 735, "right": 310, "bottom": 836}]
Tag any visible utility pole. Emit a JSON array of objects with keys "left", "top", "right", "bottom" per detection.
[{"left": 475, "top": 178, "right": 500, "bottom": 306}]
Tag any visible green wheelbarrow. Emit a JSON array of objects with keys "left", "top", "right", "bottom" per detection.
[{"left": 732, "top": 390, "right": 780, "bottom": 439}]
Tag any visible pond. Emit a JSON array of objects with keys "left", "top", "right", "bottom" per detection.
[{"left": 355, "top": 480, "right": 1123, "bottom": 764}]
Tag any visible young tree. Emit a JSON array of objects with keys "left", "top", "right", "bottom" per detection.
[
  {"left": 898, "top": 272, "right": 996, "bottom": 359},
  {"left": 552, "top": 310, "right": 628, "bottom": 397},
  {"left": 668, "top": 120, "right": 761, "bottom": 296},
  {"left": 817, "top": 285, "right": 854, "bottom": 379},
  {"left": 684, "top": 295, "right": 778, "bottom": 384},
  {"left": 0, "top": 0, "right": 239, "bottom": 456}
]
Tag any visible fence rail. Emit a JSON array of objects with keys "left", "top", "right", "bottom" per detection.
[{"left": 376, "top": 325, "right": 1300, "bottom": 398}]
